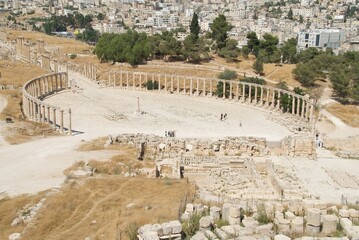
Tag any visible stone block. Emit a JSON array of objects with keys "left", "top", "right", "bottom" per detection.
[
  {"left": 199, "top": 216, "right": 213, "bottom": 231},
  {"left": 8, "top": 233, "right": 21, "bottom": 240},
  {"left": 322, "top": 215, "right": 338, "bottom": 234},
  {"left": 221, "top": 225, "right": 236, "bottom": 235},
  {"left": 214, "top": 228, "right": 228, "bottom": 240},
  {"left": 303, "top": 199, "right": 326, "bottom": 211},
  {"left": 274, "top": 234, "right": 291, "bottom": 240},
  {"left": 307, "top": 208, "right": 321, "bottom": 227},
  {"left": 151, "top": 223, "right": 163, "bottom": 236},
  {"left": 229, "top": 206, "right": 241, "bottom": 218},
  {"left": 339, "top": 209, "right": 350, "bottom": 218},
  {"left": 210, "top": 206, "right": 221, "bottom": 221},
  {"left": 169, "top": 221, "right": 182, "bottom": 234},
  {"left": 284, "top": 211, "right": 296, "bottom": 221},
  {"left": 306, "top": 224, "right": 320, "bottom": 235},
  {"left": 277, "top": 223, "right": 290, "bottom": 235},
  {"left": 343, "top": 226, "right": 359, "bottom": 239},
  {"left": 287, "top": 201, "right": 303, "bottom": 214},
  {"left": 275, "top": 211, "right": 284, "bottom": 220},
  {"left": 273, "top": 202, "right": 284, "bottom": 212},
  {"left": 205, "top": 230, "right": 218, "bottom": 240},
  {"left": 161, "top": 222, "right": 172, "bottom": 235},
  {"left": 185, "top": 203, "right": 194, "bottom": 213},
  {"left": 255, "top": 223, "right": 273, "bottom": 235},
  {"left": 340, "top": 217, "right": 353, "bottom": 228},
  {"left": 228, "top": 216, "right": 241, "bottom": 225},
  {"left": 265, "top": 202, "right": 274, "bottom": 216},
  {"left": 190, "top": 231, "right": 207, "bottom": 240},
  {"left": 349, "top": 209, "right": 359, "bottom": 218},
  {"left": 142, "top": 231, "right": 159, "bottom": 240},
  {"left": 241, "top": 218, "right": 259, "bottom": 228},
  {"left": 222, "top": 203, "right": 231, "bottom": 222}
]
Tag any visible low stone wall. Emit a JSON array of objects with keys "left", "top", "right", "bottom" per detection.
[
  {"left": 22, "top": 72, "right": 73, "bottom": 135},
  {"left": 111, "top": 134, "right": 268, "bottom": 159}
]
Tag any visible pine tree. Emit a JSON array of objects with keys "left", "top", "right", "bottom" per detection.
[
  {"left": 190, "top": 12, "right": 200, "bottom": 39},
  {"left": 253, "top": 58, "right": 264, "bottom": 75}
]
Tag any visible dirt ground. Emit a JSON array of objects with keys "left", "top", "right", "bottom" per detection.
[{"left": 326, "top": 103, "right": 359, "bottom": 128}]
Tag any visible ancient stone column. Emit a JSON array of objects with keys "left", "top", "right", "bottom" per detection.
[
  {"left": 125, "top": 72, "right": 129, "bottom": 89},
  {"left": 38, "top": 102, "right": 42, "bottom": 122},
  {"left": 210, "top": 79, "right": 213, "bottom": 96},
  {"left": 309, "top": 99, "right": 314, "bottom": 123},
  {"left": 229, "top": 81, "right": 233, "bottom": 99},
  {"left": 260, "top": 87, "right": 264, "bottom": 104},
  {"left": 222, "top": 81, "right": 226, "bottom": 99},
  {"left": 301, "top": 99, "right": 306, "bottom": 118},
  {"left": 277, "top": 91, "right": 281, "bottom": 109},
  {"left": 248, "top": 84, "right": 252, "bottom": 103},
  {"left": 183, "top": 77, "right": 186, "bottom": 94},
  {"left": 171, "top": 75, "right": 174, "bottom": 92},
  {"left": 68, "top": 108, "right": 72, "bottom": 135},
  {"left": 158, "top": 74, "right": 161, "bottom": 91},
  {"left": 190, "top": 78, "right": 193, "bottom": 95},
  {"left": 52, "top": 108, "right": 56, "bottom": 128},
  {"left": 265, "top": 88, "right": 270, "bottom": 106},
  {"left": 31, "top": 100, "right": 36, "bottom": 120},
  {"left": 60, "top": 110, "right": 64, "bottom": 133},
  {"left": 177, "top": 76, "right": 180, "bottom": 94},
  {"left": 139, "top": 73, "right": 142, "bottom": 90},
  {"left": 202, "top": 78, "right": 206, "bottom": 96},
  {"left": 305, "top": 100, "right": 310, "bottom": 120},
  {"left": 236, "top": 83, "right": 239, "bottom": 101},
  {"left": 271, "top": 89, "right": 276, "bottom": 108},
  {"left": 120, "top": 71, "right": 124, "bottom": 88},
  {"left": 196, "top": 78, "right": 199, "bottom": 96},
  {"left": 47, "top": 106, "right": 50, "bottom": 123},
  {"left": 292, "top": 95, "right": 296, "bottom": 114},
  {"left": 42, "top": 104, "right": 46, "bottom": 122},
  {"left": 297, "top": 97, "right": 301, "bottom": 116},
  {"left": 242, "top": 83, "right": 246, "bottom": 102},
  {"left": 254, "top": 86, "right": 258, "bottom": 104},
  {"left": 165, "top": 75, "right": 168, "bottom": 92}
]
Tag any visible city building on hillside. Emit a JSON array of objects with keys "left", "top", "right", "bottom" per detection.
[{"left": 297, "top": 29, "right": 346, "bottom": 52}]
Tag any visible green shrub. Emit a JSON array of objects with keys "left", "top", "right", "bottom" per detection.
[
  {"left": 255, "top": 211, "right": 272, "bottom": 225},
  {"left": 182, "top": 212, "right": 203, "bottom": 237},
  {"left": 218, "top": 69, "right": 238, "bottom": 80},
  {"left": 215, "top": 219, "right": 229, "bottom": 228},
  {"left": 70, "top": 54, "right": 77, "bottom": 59}
]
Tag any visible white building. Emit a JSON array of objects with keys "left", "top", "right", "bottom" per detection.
[{"left": 297, "top": 29, "right": 346, "bottom": 51}]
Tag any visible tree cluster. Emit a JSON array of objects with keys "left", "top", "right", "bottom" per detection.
[
  {"left": 94, "top": 30, "right": 151, "bottom": 66},
  {"left": 94, "top": 14, "right": 238, "bottom": 65},
  {"left": 42, "top": 13, "right": 93, "bottom": 34},
  {"left": 76, "top": 26, "right": 100, "bottom": 43}
]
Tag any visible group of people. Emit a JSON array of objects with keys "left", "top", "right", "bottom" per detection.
[
  {"left": 165, "top": 130, "right": 176, "bottom": 137},
  {"left": 220, "top": 113, "right": 228, "bottom": 121}
]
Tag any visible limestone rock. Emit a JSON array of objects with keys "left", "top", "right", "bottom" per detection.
[
  {"left": 142, "top": 231, "right": 160, "bottom": 240},
  {"left": 349, "top": 209, "right": 359, "bottom": 218},
  {"left": 322, "top": 215, "right": 338, "bottom": 234},
  {"left": 161, "top": 222, "right": 172, "bottom": 235},
  {"left": 205, "top": 230, "right": 218, "bottom": 240},
  {"left": 199, "top": 216, "right": 213, "bottom": 231},
  {"left": 340, "top": 217, "right": 352, "bottom": 228},
  {"left": 222, "top": 203, "right": 231, "bottom": 222},
  {"left": 339, "top": 209, "right": 350, "bottom": 218},
  {"left": 242, "top": 218, "right": 259, "bottom": 228},
  {"left": 307, "top": 208, "right": 321, "bottom": 227},
  {"left": 306, "top": 224, "right": 320, "bottom": 235},
  {"left": 169, "top": 221, "right": 182, "bottom": 234},
  {"left": 214, "top": 228, "right": 228, "bottom": 240},
  {"left": 229, "top": 206, "right": 240, "bottom": 218},
  {"left": 186, "top": 203, "right": 194, "bottom": 213},
  {"left": 190, "top": 231, "right": 207, "bottom": 240},
  {"left": 274, "top": 234, "right": 291, "bottom": 240},
  {"left": 255, "top": 223, "right": 273, "bottom": 235},
  {"left": 284, "top": 211, "right": 296, "bottom": 221},
  {"left": 8, "top": 233, "right": 21, "bottom": 240},
  {"left": 210, "top": 206, "right": 221, "bottom": 221}
]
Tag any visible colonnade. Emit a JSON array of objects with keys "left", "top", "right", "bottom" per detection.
[
  {"left": 108, "top": 71, "right": 314, "bottom": 122},
  {"left": 22, "top": 72, "right": 73, "bottom": 135}
]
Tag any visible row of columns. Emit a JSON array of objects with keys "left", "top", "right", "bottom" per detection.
[
  {"left": 109, "top": 71, "right": 314, "bottom": 122},
  {"left": 22, "top": 73, "right": 72, "bottom": 135},
  {"left": 83, "top": 62, "right": 97, "bottom": 80}
]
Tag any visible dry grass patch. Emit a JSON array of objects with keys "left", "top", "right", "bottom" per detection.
[
  {"left": 6, "top": 29, "right": 92, "bottom": 55},
  {"left": 326, "top": 103, "right": 359, "bottom": 128},
  {"left": 0, "top": 193, "right": 46, "bottom": 240},
  {"left": 22, "top": 177, "right": 195, "bottom": 240},
  {"left": 0, "top": 60, "right": 47, "bottom": 87},
  {"left": 264, "top": 64, "right": 301, "bottom": 87}
]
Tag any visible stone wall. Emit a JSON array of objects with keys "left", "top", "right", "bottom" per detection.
[
  {"left": 281, "top": 135, "right": 315, "bottom": 157},
  {"left": 0, "top": 30, "right": 8, "bottom": 42}
]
